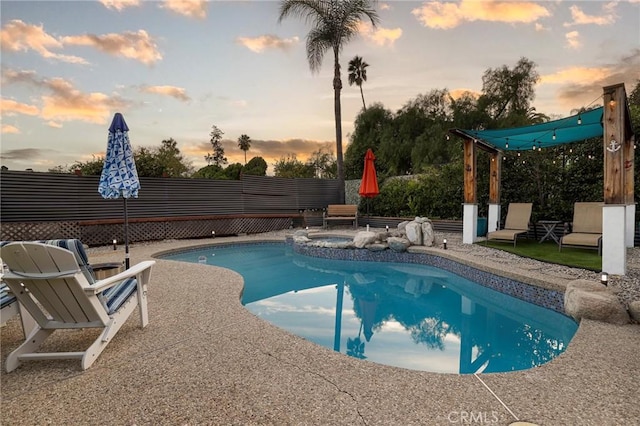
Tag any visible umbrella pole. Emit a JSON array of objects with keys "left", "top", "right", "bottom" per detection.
[{"left": 124, "top": 197, "right": 130, "bottom": 269}]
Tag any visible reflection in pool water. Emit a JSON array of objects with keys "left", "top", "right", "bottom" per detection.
[{"left": 163, "top": 243, "right": 577, "bottom": 374}]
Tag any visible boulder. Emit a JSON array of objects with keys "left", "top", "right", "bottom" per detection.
[
  {"left": 353, "top": 231, "right": 378, "bottom": 248},
  {"left": 564, "top": 280, "right": 630, "bottom": 325},
  {"left": 397, "top": 221, "right": 410, "bottom": 232},
  {"left": 422, "top": 220, "right": 435, "bottom": 247},
  {"left": 405, "top": 221, "right": 423, "bottom": 245},
  {"left": 365, "top": 243, "right": 388, "bottom": 252},
  {"left": 293, "top": 235, "right": 311, "bottom": 244},
  {"left": 628, "top": 300, "right": 640, "bottom": 323},
  {"left": 387, "top": 237, "right": 411, "bottom": 252}
]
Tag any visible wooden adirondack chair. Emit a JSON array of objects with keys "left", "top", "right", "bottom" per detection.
[{"left": 0, "top": 242, "right": 154, "bottom": 372}]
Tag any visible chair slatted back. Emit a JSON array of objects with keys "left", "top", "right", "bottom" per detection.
[
  {"left": 1, "top": 242, "right": 109, "bottom": 328},
  {"left": 504, "top": 203, "right": 533, "bottom": 230},
  {"left": 572, "top": 202, "right": 603, "bottom": 234}
]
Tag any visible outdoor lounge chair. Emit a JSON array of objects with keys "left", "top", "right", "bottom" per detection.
[
  {"left": 0, "top": 241, "right": 154, "bottom": 372},
  {"left": 559, "top": 202, "right": 604, "bottom": 255},
  {"left": 486, "top": 203, "right": 533, "bottom": 247}
]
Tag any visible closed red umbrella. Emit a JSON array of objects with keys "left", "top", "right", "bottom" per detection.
[
  {"left": 359, "top": 149, "right": 379, "bottom": 197},
  {"left": 359, "top": 149, "right": 379, "bottom": 220}
]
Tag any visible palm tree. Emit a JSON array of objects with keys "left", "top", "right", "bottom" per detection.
[
  {"left": 237, "top": 134, "right": 251, "bottom": 165},
  {"left": 278, "top": 0, "right": 379, "bottom": 203},
  {"left": 348, "top": 55, "right": 369, "bottom": 111}
]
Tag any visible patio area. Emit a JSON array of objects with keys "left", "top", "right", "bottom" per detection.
[{"left": 1, "top": 230, "right": 639, "bottom": 425}]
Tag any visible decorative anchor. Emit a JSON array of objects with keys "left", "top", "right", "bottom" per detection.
[{"left": 606, "top": 138, "right": 621, "bottom": 153}]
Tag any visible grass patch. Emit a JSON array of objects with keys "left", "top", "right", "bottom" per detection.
[{"left": 481, "top": 239, "right": 602, "bottom": 271}]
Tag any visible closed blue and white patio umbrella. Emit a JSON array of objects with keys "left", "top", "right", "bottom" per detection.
[{"left": 98, "top": 112, "right": 140, "bottom": 269}]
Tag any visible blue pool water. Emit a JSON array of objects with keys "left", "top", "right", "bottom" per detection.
[{"left": 162, "top": 242, "right": 577, "bottom": 374}]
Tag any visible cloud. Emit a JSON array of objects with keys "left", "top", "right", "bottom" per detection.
[
  {"left": 565, "top": 31, "right": 581, "bottom": 49},
  {"left": 540, "top": 49, "right": 640, "bottom": 110},
  {"left": 236, "top": 35, "right": 299, "bottom": 53},
  {"left": 1, "top": 98, "right": 40, "bottom": 116},
  {"left": 159, "top": 0, "right": 208, "bottom": 19},
  {"left": 0, "top": 20, "right": 88, "bottom": 64},
  {"left": 564, "top": 3, "right": 617, "bottom": 27},
  {"left": 358, "top": 22, "right": 402, "bottom": 47},
  {"left": 61, "top": 30, "right": 162, "bottom": 66},
  {"left": 1, "top": 124, "right": 20, "bottom": 134},
  {"left": 0, "top": 148, "right": 47, "bottom": 160},
  {"left": 139, "top": 85, "right": 191, "bottom": 102},
  {"left": 2, "top": 68, "right": 128, "bottom": 124},
  {"left": 99, "top": 0, "right": 141, "bottom": 11},
  {"left": 380, "top": 3, "right": 391, "bottom": 11},
  {"left": 411, "top": 0, "right": 550, "bottom": 30}
]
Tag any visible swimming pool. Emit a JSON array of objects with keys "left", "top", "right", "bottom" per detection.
[{"left": 162, "top": 242, "right": 578, "bottom": 374}]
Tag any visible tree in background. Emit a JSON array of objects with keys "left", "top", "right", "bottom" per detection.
[
  {"left": 243, "top": 157, "right": 268, "bottom": 176},
  {"left": 156, "top": 138, "right": 193, "bottom": 177},
  {"left": 344, "top": 103, "right": 394, "bottom": 179},
  {"left": 348, "top": 55, "right": 369, "bottom": 111},
  {"left": 307, "top": 147, "right": 337, "bottom": 178},
  {"left": 206, "top": 125, "right": 227, "bottom": 167},
  {"left": 49, "top": 156, "right": 104, "bottom": 175},
  {"left": 477, "top": 57, "right": 540, "bottom": 127},
  {"left": 278, "top": 0, "right": 379, "bottom": 203},
  {"left": 273, "top": 154, "right": 315, "bottom": 178},
  {"left": 237, "top": 134, "right": 252, "bottom": 165}
]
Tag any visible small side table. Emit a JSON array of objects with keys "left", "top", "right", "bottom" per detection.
[
  {"left": 537, "top": 220, "right": 563, "bottom": 245},
  {"left": 92, "top": 262, "right": 124, "bottom": 280}
]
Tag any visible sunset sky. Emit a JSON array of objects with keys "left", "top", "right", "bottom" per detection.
[{"left": 1, "top": 0, "right": 639, "bottom": 173}]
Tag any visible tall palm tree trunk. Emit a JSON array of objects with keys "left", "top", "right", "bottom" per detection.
[
  {"left": 333, "top": 47, "right": 345, "bottom": 203},
  {"left": 360, "top": 85, "right": 366, "bottom": 111}
]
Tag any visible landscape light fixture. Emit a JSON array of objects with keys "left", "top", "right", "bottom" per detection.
[
  {"left": 385, "top": 225, "right": 389, "bottom": 232},
  {"left": 212, "top": 231, "right": 216, "bottom": 238},
  {"left": 601, "top": 272, "right": 609, "bottom": 286},
  {"left": 552, "top": 129, "right": 556, "bottom": 140},
  {"left": 113, "top": 239, "right": 117, "bottom": 250},
  {"left": 577, "top": 114, "right": 582, "bottom": 125},
  {"left": 443, "top": 238, "right": 447, "bottom": 250}
]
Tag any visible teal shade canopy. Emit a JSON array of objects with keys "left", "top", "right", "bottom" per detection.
[{"left": 451, "top": 107, "right": 604, "bottom": 151}]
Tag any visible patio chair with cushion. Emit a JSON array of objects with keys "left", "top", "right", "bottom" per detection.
[
  {"left": 486, "top": 203, "right": 533, "bottom": 247},
  {"left": 0, "top": 241, "right": 154, "bottom": 372},
  {"left": 559, "top": 202, "right": 604, "bottom": 255}
]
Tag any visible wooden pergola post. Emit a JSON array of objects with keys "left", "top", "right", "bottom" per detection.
[
  {"left": 602, "top": 83, "right": 630, "bottom": 274},
  {"left": 462, "top": 138, "right": 478, "bottom": 243},
  {"left": 488, "top": 151, "right": 502, "bottom": 233}
]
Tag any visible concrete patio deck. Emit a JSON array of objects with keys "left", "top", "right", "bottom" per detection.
[{"left": 1, "top": 232, "right": 639, "bottom": 425}]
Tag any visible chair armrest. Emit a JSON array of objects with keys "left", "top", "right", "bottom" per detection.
[{"left": 88, "top": 260, "right": 155, "bottom": 293}]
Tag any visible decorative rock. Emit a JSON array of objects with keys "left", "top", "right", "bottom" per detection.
[
  {"left": 293, "top": 230, "right": 308, "bottom": 237},
  {"left": 564, "top": 280, "right": 630, "bottom": 325},
  {"left": 405, "top": 222, "right": 423, "bottom": 245},
  {"left": 387, "top": 237, "right": 411, "bottom": 252},
  {"left": 293, "top": 235, "right": 311, "bottom": 244},
  {"left": 365, "top": 243, "right": 388, "bottom": 252},
  {"left": 397, "top": 221, "right": 410, "bottom": 231},
  {"left": 422, "top": 220, "right": 435, "bottom": 247},
  {"left": 414, "top": 216, "right": 427, "bottom": 224},
  {"left": 353, "top": 231, "right": 378, "bottom": 248},
  {"left": 629, "top": 300, "right": 640, "bottom": 323}
]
